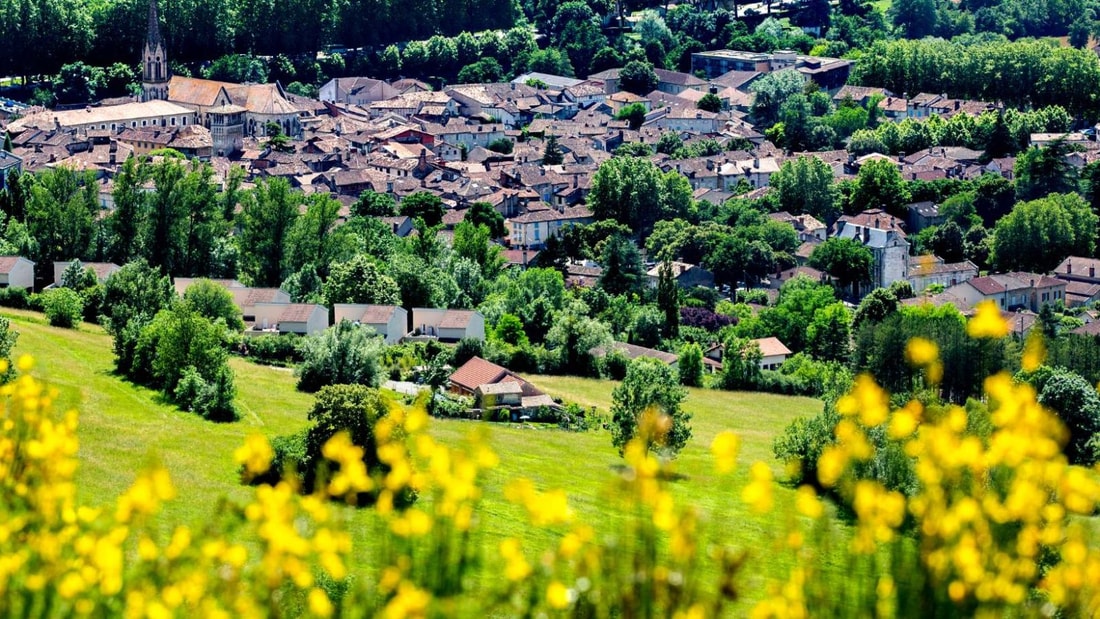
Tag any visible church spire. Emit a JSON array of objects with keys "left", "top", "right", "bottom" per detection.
[
  {"left": 141, "top": 0, "right": 169, "bottom": 102},
  {"left": 146, "top": 0, "right": 163, "bottom": 50}
]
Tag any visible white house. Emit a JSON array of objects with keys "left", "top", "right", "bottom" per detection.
[
  {"left": 334, "top": 304, "right": 408, "bottom": 344},
  {"left": 410, "top": 308, "right": 485, "bottom": 342},
  {"left": 506, "top": 205, "right": 594, "bottom": 249},
  {"left": 319, "top": 77, "right": 399, "bottom": 105},
  {"left": 754, "top": 337, "right": 792, "bottom": 370},
  {"left": 0, "top": 256, "right": 35, "bottom": 290},
  {"left": 251, "top": 302, "right": 330, "bottom": 335},
  {"left": 52, "top": 261, "right": 121, "bottom": 287}
]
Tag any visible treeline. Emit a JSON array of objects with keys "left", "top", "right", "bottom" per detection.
[
  {"left": 852, "top": 37, "right": 1100, "bottom": 117},
  {"left": 0, "top": 0, "right": 516, "bottom": 78}
]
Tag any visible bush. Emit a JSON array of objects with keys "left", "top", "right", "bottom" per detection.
[
  {"left": 296, "top": 321, "right": 385, "bottom": 393},
  {"left": 600, "top": 348, "right": 630, "bottom": 381},
  {"left": 41, "top": 287, "right": 84, "bottom": 328},
  {"left": 0, "top": 287, "right": 30, "bottom": 309},
  {"left": 172, "top": 364, "right": 239, "bottom": 422},
  {"left": 243, "top": 334, "right": 304, "bottom": 365}
]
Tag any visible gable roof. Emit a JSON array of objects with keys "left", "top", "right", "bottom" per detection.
[
  {"left": 278, "top": 303, "right": 323, "bottom": 323},
  {"left": 0, "top": 256, "right": 30, "bottom": 274},
  {"left": 449, "top": 356, "right": 510, "bottom": 392},
  {"left": 753, "top": 337, "right": 791, "bottom": 357}
]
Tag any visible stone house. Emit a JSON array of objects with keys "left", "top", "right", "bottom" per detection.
[{"left": 946, "top": 273, "right": 1066, "bottom": 313}]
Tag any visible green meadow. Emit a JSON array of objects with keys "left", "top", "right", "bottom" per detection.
[{"left": 4, "top": 309, "right": 828, "bottom": 606}]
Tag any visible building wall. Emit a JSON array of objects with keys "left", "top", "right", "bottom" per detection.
[
  {"left": 1, "top": 259, "right": 35, "bottom": 290},
  {"left": 760, "top": 353, "right": 787, "bottom": 371}
]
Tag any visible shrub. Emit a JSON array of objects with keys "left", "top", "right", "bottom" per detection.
[
  {"left": 243, "top": 334, "right": 304, "bottom": 365},
  {"left": 41, "top": 287, "right": 83, "bottom": 328},
  {"left": 610, "top": 357, "right": 691, "bottom": 458},
  {"left": 296, "top": 321, "right": 384, "bottom": 393},
  {"left": 680, "top": 306, "right": 734, "bottom": 331},
  {"left": 0, "top": 287, "right": 30, "bottom": 309}
]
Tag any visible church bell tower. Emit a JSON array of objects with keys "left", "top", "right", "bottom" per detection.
[{"left": 141, "top": 0, "right": 170, "bottom": 102}]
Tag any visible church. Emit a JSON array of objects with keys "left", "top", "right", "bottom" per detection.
[{"left": 141, "top": 0, "right": 303, "bottom": 156}]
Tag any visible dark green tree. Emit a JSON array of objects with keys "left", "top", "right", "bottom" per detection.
[
  {"left": 542, "top": 134, "right": 565, "bottom": 165},
  {"left": 399, "top": 191, "right": 445, "bottom": 227},
  {"left": 619, "top": 60, "right": 658, "bottom": 95},
  {"left": 696, "top": 93, "right": 722, "bottom": 113},
  {"left": 809, "top": 238, "right": 874, "bottom": 299},
  {"left": 656, "top": 259, "right": 680, "bottom": 339},
  {"left": 599, "top": 234, "right": 645, "bottom": 296},
  {"left": 610, "top": 357, "right": 691, "bottom": 457},
  {"left": 237, "top": 177, "right": 301, "bottom": 287}
]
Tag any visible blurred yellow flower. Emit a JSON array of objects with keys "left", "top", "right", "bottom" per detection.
[
  {"left": 967, "top": 300, "right": 1010, "bottom": 338},
  {"left": 741, "top": 462, "right": 774, "bottom": 514},
  {"left": 711, "top": 430, "right": 741, "bottom": 475},
  {"left": 547, "top": 581, "right": 571, "bottom": 609},
  {"left": 234, "top": 433, "right": 274, "bottom": 477},
  {"left": 906, "top": 337, "right": 939, "bottom": 366},
  {"left": 795, "top": 485, "right": 823, "bottom": 519}
]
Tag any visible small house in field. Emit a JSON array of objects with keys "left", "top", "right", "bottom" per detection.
[
  {"left": 333, "top": 304, "right": 408, "bottom": 344},
  {"left": 448, "top": 356, "right": 557, "bottom": 413},
  {"left": 0, "top": 256, "right": 35, "bottom": 290},
  {"left": 250, "top": 303, "right": 329, "bottom": 335}
]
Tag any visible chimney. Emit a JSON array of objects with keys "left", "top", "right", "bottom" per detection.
[
  {"left": 753, "top": 158, "right": 760, "bottom": 169},
  {"left": 707, "top": 160, "right": 714, "bottom": 171},
  {"left": 573, "top": 175, "right": 578, "bottom": 188},
  {"left": 955, "top": 100, "right": 960, "bottom": 110},
  {"left": 1068, "top": 262, "right": 1072, "bottom": 274},
  {"left": 874, "top": 217, "right": 880, "bottom": 229},
  {"left": 1091, "top": 266, "right": 1095, "bottom": 278},
  {"left": 863, "top": 227, "right": 870, "bottom": 243}
]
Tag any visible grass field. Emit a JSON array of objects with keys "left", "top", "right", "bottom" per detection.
[{"left": 3, "top": 309, "right": 827, "bottom": 606}]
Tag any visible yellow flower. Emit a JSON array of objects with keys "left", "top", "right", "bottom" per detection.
[
  {"left": 234, "top": 433, "right": 274, "bottom": 476},
  {"left": 500, "top": 538, "right": 531, "bottom": 582},
  {"left": 1022, "top": 331, "right": 1047, "bottom": 372},
  {"left": 308, "top": 588, "right": 333, "bottom": 618},
  {"left": 547, "top": 581, "right": 571, "bottom": 609},
  {"left": 711, "top": 430, "right": 741, "bottom": 475},
  {"left": 741, "top": 462, "right": 774, "bottom": 514},
  {"left": 967, "top": 300, "right": 1010, "bottom": 339},
  {"left": 795, "top": 485, "right": 824, "bottom": 519},
  {"left": 906, "top": 337, "right": 939, "bottom": 366}
]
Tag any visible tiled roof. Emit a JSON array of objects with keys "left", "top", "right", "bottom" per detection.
[
  {"left": 591, "top": 342, "right": 678, "bottom": 365},
  {"left": 438, "top": 310, "right": 477, "bottom": 329},
  {"left": 0, "top": 256, "right": 27, "bottom": 274},
  {"left": 753, "top": 337, "right": 791, "bottom": 358},
  {"left": 168, "top": 76, "right": 229, "bottom": 107},
  {"left": 357, "top": 304, "right": 399, "bottom": 324},
  {"left": 449, "top": 356, "right": 509, "bottom": 392},
  {"left": 278, "top": 303, "right": 322, "bottom": 323}
]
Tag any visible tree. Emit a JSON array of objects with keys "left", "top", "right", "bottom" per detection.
[
  {"left": 588, "top": 156, "right": 666, "bottom": 238},
  {"left": 678, "top": 342, "right": 704, "bottom": 387},
  {"left": 809, "top": 238, "right": 874, "bottom": 299},
  {"left": 352, "top": 190, "right": 396, "bottom": 218},
  {"left": 109, "top": 156, "right": 147, "bottom": 264},
  {"left": 697, "top": 93, "right": 722, "bottom": 113},
  {"left": 542, "top": 134, "right": 565, "bottom": 165},
  {"left": 263, "top": 122, "right": 294, "bottom": 153},
  {"left": 992, "top": 193, "right": 1098, "bottom": 273},
  {"left": 853, "top": 287, "right": 899, "bottom": 329},
  {"left": 656, "top": 259, "right": 680, "bottom": 339},
  {"left": 1014, "top": 141, "right": 1079, "bottom": 202},
  {"left": 928, "top": 221, "right": 966, "bottom": 263},
  {"left": 298, "top": 384, "right": 406, "bottom": 503},
  {"left": 323, "top": 255, "right": 400, "bottom": 306},
  {"left": 41, "top": 287, "right": 83, "bottom": 328},
  {"left": 546, "top": 299, "right": 611, "bottom": 374},
  {"left": 463, "top": 201, "right": 505, "bottom": 239},
  {"left": 655, "top": 132, "right": 683, "bottom": 156},
  {"left": 286, "top": 193, "right": 351, "bottom": 278},
  {"left": 25, "top": 166, "right": 98, "bottom": 267},
  {"left": 453, "top": 221, "right": 504, "bottom": 278},
  {"left": 1036, "top": 370, "right": 1100, "bottom": 466},
  {"left": 599, "top": 234, "right": 645, "bottom": 296},
  {"left": 237, "top": 177, "right": 301, "bottom": 287},
  {"left": 399, "top": 191, "right": 445, "bottom": 227},
  {"left": 204, "top": 54, "right": 269, "bottom": 83},
  {"left": 297, "top": 320, "right": 385, "bottom": 393},
  {"left": 183, "top": 279, "right": 245, "bottom": 331},
  {"left": 615, "top": 102, "right": 648, "bottom": 130},
  {"left": 750, "top": 69, "right": 806, "bottom": 125},
  {"left": 610, "top": 357, "right": 691, "bottom": 458},
  {"left": 806, "top": 302, "right": 852, "bottom": 363},
  {"left": 524, "top": 48, "right": 575, "bottom": 76},
  {"left": 619, "top": 60, "right": 658, "bottom": 95},
  {"left": 771, "top": 156, "right": 839, "bottom": 224},
  {"left": 889, "top": 0, "right": 937, "bottom": 38},
  {"left": 493, "top": 313, "right": 529, "bottom": 347},
  {"left": 457, "top": 57, "right": 503, "bottom": 83},
  {"left": 850, "top": 158, "right": 911, "bottom": 217}
]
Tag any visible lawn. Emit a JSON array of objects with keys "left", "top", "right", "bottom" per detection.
[{"left": 3, "top": 310, "right": 827, "bottom": 607}]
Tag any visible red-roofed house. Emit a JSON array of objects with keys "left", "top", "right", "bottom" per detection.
[
  {"left": 448, "top": 356, "right": 556, "bottom": 412},
  {"left": 946, "top": 272, "right": 1066, "bottom": 313}
]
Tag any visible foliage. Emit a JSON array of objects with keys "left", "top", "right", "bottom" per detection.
[
  {"left": 323, "top": 255, "right": 400, "bottom": 306},
  {"left": 808, "top": 238, "right": 874, "bottom": 298},
  {"left": 41, "top": 287, "right": 83, "bottom": 329},
  {"left": 770, "top": 155, "right": 838, "bottom": 224},
  {"left": 183, "top": 278, "right": 245, "bottom": 331},
  {"left": 103, "top": 260, "right": 175, "bottom": 377},
  {"left": 400, "top": 192, "right": 446, "bottom": 227},
  {"left": 352, "top": 190, "right": 397, "bottom": 218},
  {"left": 296, "top": 320, "right": 385, "bottom": 392},
  {"left": 677, "top": 342, "right": 704, "bottom": 387},
  {"left": 542, "top": 134, "right": 564, "bottom": 165},
  {"left": 850, "top": 158, "right": 911, "bottom": 217},
  {"left": 1021, "top": 367, "right": 1100, "bottom": 466},
  {"left": 992, "top": 193, "right": 1097, "bottom": 273},
  {"left": 615, "top": 103, "right": 647, "bottom": 131},
  {"left": 618, "top": 60, "right": 658, "bottom": 95},
  {"left": 696, "top": 93, "right": 722, "bottom": 113},
  {"left": 610, "top": 357, "right": 691, "bottom": 458}
]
